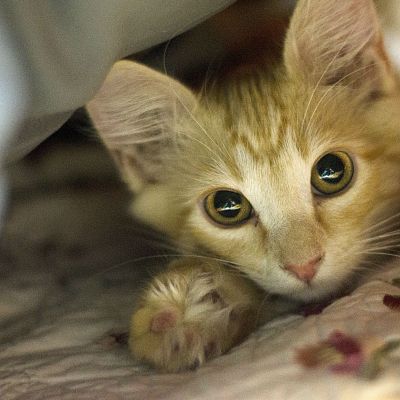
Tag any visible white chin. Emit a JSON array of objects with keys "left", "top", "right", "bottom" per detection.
[{"left": 275, "top": 281, "right": 336, "bottom": 302}]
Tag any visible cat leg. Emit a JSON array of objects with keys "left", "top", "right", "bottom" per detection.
[{"left": 129, "top": 258, "right": 270, "bottom": 372}]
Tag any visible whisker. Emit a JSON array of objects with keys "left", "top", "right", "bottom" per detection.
[
  {"left": 352, "top": 260, "right": 388, "bottom": 278},
  {"left": 162, "top": 45, "right": 222, "bottom": 156},
  {"left": 201, "top": 56, "right": 219, "bottom": 115},
  {"left": 358, "top": 251, "right": 400, "bottom": 258},
  {"left": 254, "top": 291, "right": 273, "bottom": 327},
  {"left": 87, "top": 250, "right": 250, "bottom": 280},
  {"left": 88, "top": 254, "right": 176, "bottom": 278},
  {"left": 361, "top": 211, "right": 400, "bottom": 235},
  {"left": 301, "top": 34, "right": 348, "bottom": 133},
  {"left": 360, "top": 232, "right": 400, "bottom": 245},
  {"left": 365, "top": 241, "right": 400, "bottom": 249},
  {"left": 304, "top": 63, "right": 378, "bottom": 138}
]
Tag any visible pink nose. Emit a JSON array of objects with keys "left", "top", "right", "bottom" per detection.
[{"left": 284, "top": 254, "right": 323, "bottom": 282}]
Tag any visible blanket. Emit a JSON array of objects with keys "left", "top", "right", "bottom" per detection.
[{"left": 1, "top": 126, "right": 399, "bottom": 400}]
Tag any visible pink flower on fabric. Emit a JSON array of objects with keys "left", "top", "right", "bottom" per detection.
[
  {"left": 383, "top": 294, "right": 400, "bottom": 311},
  {"left": 296, "top": 330, "right": 400, "bottom": 379},
  {"left": 296, "top": 330, "right": 364, "bottom": 374},
  {"left": 326, "top": 331, "right": 364, "bottom": 373}
]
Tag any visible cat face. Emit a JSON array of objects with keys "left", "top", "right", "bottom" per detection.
[
  {"left": 88, "top": 0, "right": 400, "bottom": 301},
  {"left": 168, "top": 80, "right": 400, "bottom": 301}
]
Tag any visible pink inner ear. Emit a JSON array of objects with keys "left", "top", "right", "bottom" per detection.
[
  {"left": 120, "top": 151, "right": 159, "bottom": 186},
  {"left": 86, "top": 60, "right": 197, "bottom": 192}
]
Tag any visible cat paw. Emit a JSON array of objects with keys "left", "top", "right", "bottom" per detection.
[
  {"left": 131, "top": 306, "right": 223, "bottom": 371},
  {"left": 128, "top": 267, "right": 243, "bottom": 372}
]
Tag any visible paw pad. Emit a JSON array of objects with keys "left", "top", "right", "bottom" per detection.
[{"left": 150, "top": 310, "right": 176, "bottom": 333}]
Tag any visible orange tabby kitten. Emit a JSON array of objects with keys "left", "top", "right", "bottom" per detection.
[{"left": 87, "top": 0, "right": 400, "bottom": 372}]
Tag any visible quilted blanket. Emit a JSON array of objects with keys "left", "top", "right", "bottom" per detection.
[{"left": 1, "top": 126, "right": 400, "bottom": 400}]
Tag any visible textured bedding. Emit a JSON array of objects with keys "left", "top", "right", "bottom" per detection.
[{"left": 1, "top": 133, "right": 400, "bottom": 400}]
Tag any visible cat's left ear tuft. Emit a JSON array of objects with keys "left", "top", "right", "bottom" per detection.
[
  {"left": 87, "top": 61, "right": 197, "bottom": 192},
  {"left": 284, "top": 0, "right": 396, "bottom": 96}
]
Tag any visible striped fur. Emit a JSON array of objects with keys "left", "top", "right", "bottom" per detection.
[{"left": 88, "top": 0, "right": 400, "bottom": 371}]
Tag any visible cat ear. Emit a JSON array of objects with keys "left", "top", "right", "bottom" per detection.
[
  {"left": 284, "top": 0, "right": 396, "bottom": 96},
  {"left": 87, "top": 61, "right": 196, "bottom": 192}
]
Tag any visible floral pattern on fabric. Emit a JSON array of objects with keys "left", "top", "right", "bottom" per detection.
[
  {"left": 383, "top": 294, "right": 400, "bottom": 310},
  {"left": 296, "top": 330, "right": 400, "bottom": 379}
]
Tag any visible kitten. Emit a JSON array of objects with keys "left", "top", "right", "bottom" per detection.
[{"left": 87, "top": 0, "right": 400, "bottom": 372}]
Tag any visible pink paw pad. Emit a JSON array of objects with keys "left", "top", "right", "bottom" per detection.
[{"left": 150, "top": 310, "right": 177, "bottom": 333}]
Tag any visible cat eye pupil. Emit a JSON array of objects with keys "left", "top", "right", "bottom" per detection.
[
  {"left": 317, "top": 154, "right": 344, "bottom": 184},
  {"left": 214, "top": 191, "right": 242, "bottom": 218},
  {"left": 204, "top": 190, "right": 253, "bottom": 226},
  {"left": 311, "top": 151, "right": 354, "bottom": 195}
]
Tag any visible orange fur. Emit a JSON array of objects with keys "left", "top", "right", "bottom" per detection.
[{"left": 87, "top": 0, "right": 400, "bottom": 371}]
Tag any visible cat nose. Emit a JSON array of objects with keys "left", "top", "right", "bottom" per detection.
[{"left": 284, "top": 254, "right": 324, "bottom": 282}]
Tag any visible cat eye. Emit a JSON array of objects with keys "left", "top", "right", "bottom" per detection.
[
  {"left": 204, "top": 190, "right": 253, "bottom": 226},
  {"left": 311, "top": 151, "right": 354, "bottom": 195}
]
